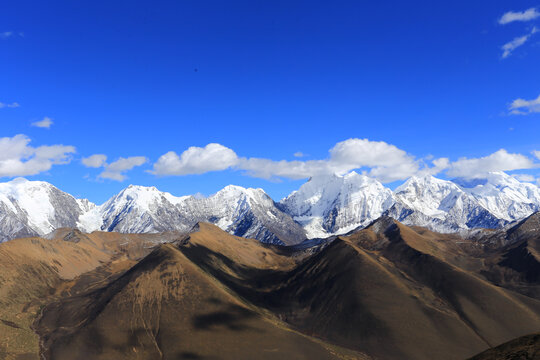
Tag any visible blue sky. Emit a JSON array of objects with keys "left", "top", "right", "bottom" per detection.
[{"left": 1, "top": 0, "right": 540, "bottom": 203}]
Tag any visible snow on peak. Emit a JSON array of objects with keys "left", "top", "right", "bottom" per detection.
[
  {"left": 0, "top": 178, "right": 97, "bottom": 238},
  {"left": 453, "top": 172, "right": 540, "bottom": 221},
  {"left": 394, "top": 175, "right": 464, "bottom": 218},
  {"left": 101, "top": 184, "right": 185, "bottom": 217},
  {"left": 1, "top": 171, "right": 540, "bottom": 244},
  {"left": 280, "top": 172, "right": 395, "bottom": 238}
]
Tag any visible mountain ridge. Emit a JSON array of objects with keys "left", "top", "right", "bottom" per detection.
[
  {"left": 1, "top": 171, "right": 540, "bottom": 244},
  {"left": 1, "top": 217, "right": 540, "bottom": 359}
]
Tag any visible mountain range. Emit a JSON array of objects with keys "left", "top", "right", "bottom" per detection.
[
  {"left": 1, "top": 171, "right": 540, "bottom": 244},
  {"left": 1, "top": 215, "right": 539, "bottom": 359}
]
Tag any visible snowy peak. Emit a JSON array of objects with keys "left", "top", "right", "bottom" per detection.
[
  {"left": 0, "top": 178, "right": 96, "bottom": 241},
  {"left": 213, "top": 185, "right": 271, "bottom": 205},
  {"left": 451, "top": 172, "right": 540, "bottom": 222},
  {"left": 280, "top": 172, "right": 395, "bottom": 238},
  {"left": 283, "top": 171, "right": 540, "bottom": 237},
  {"left": 394, "top": 175, "right": 464, "bottom": 218},
  {"left": 1, "top": 172, "right": 539, "bottom": 244},
  {"left": 389, "top": 174, "right": 507, "bottom": 232},
  {"left": 102, "top": 184, "right": 183, "bottom": 212},
  {"left": 97, "top": 183, "right": 305, "bottom": 245},
  {"left": 179, "top": 185, "right": 305, "bottom": 245},
  {"left": 99, "top": 185, "right": 188, "bottom": 233}
]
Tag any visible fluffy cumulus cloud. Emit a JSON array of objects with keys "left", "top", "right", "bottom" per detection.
[
  {"left": 501, "top": 27, "right": 538, "bottom": 58},
  {"left": 445, "top": 149, "right": 536, "bottom": 178},
  {"left": 509, "top": 94, "right": 540, "bottom": 115},
  {"left": 150, "top": 139, "right": 540, "bottom": 183},
  {"left": 152, "top": 138, "right": 420, "bottom": 183},
  {"left": 82, "top": 154, "right": 147, "bottom": 181},
  {"left": 328, "top": 138, "right": 418, "bottom": 181},
  {"left": 0, "top": 134, "right": 75, "bottom": 177},
  {"left": 31, "top": 117, "right": 53, "bottom": 129},
  {"left": 499, "top": 8, "right": 540, "bottom": 25},
  {"left": 238, "top": 139, "right": 414, "bottom": 180},
  {"left": 152, "top": 143, "right": 239, "bottom": 176}
]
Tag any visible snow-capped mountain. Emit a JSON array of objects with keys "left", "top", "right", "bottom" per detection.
[
  {"left": 1, "top": 172, "right": 539, "bottom": 244},
  {"left": 454, "top": 172, "right": 540, "bottom": 222},
  {"left": 279, "top": 172, "right": 540, "bottom": 238},
  {"left": 0, "top": 179, "right": 305, "bottom": 244},
  {"left": 99, "top": 185, "right": 189, "bottom": 234},
  {"left": 175, "top": 185, "right": 306, "bottom": 245},
  {"left": 100, "top": 184, "right": 306, "bottom": 245},
  {"left": 387, "top": 175, "right": 504, "bottom": 232},
  {"left": 278, "top": 172, "right": 395, "bottom": 238},
  {"left": 0, "top": 178, "right": 94, "bottom": 242}
]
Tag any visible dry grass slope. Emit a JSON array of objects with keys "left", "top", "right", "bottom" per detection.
[{"left": 0, "top": 219, "right": 539, "bottom": 360}]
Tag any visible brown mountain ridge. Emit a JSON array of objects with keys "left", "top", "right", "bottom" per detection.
[{"left": 0, "top": 216, "right": 539, "bottom": 359}]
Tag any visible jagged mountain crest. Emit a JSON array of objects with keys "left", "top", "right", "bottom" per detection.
[
  {"left": 454, "top": 171, "right": 540, "bottom": 222},
  {"left": 281, "top": 172, "right": 540, "bottom": 238},
  {"left": 387, "top": 175, "right": 506, "bottom": 233},
  {"left": 98, "top": 183, "right": 306, "bottom": 245},
  {"left": 0, "top": 178, "right": 95, "bottom": 242},
  {"left": 279, "top": 171, "right": 395, "bottom": 238},
  {"left": 1, "top": 171, "right": 540, "bottom": 243}
]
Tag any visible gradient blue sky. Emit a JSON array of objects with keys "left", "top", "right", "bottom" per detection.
[{"left": 1, "top": 0, "right": 540, "bottom": 203}]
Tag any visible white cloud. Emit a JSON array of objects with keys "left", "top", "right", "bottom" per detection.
[
  {"left": 152, "top": 138, "right": 420, "bottom": 183},
  {"left": 328, "top": 138, "right": 419, "bottom": 181},
  {"left": 238, "top": 157, "right": 329, "bottom": 180},
  {"left": 533, "top": 150, "right": 540, "bottom": 160},
  {"left": 501, "top": 27, "right": 538, "bottom": 58},
  {"left": 509, "top": 94, "right": 540, "bottom": 115},
  {"left": 0, "top": 134, "right": 75, "bottom": 177},
  {"left": 445, "top": 149, "right": 536, "bottom": 178},
  {"left": 293, "top": 152, "right": 305, "bottom": 158},
  {"left": 499, "top": 8, "right": 540, "bottom": 25},
  {"left": 150, "top": 140, "right": 540, "bottom": 183},
  {"left": 99, "top": 156, "right": 147, "bottom": 181},
  {"left": 236, "top": 139, "right": 420, "bottom": 182},
  {"left": 0, "top": 102, "right": 20, "bottom": 108},
  {"left": 82, "top": 154, "right": 107, "bottom": 168},
  {"left": 152, "top": 143, "right": 239, "bottom": 176},
  {"left": 417, "top": 157, "right": 450, "bottom": 176},
  {"left": 31, "top": 117, "right": 53, "bottom": 129},
  {"left": 82, "top": 154, "right": 147, "bottom": 181}
]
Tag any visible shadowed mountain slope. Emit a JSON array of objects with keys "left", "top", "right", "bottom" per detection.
[
  {"left": 467, "top": 333, "right": 540, "bottom": 360},
  {"left": 466, "top": 213, "right": 540, "bottom": 299},
  {"left": 1, "top": 220, "right": 540, "bottom": 360},
  {"left": 0, "top": 230, "right": 174, "bottom": 359},
  {"left": 35, "top": 238, "right": 362, "bottom": 360},
  {"left": 168, "top": 222, "right": 540, "bottom": 360}
]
